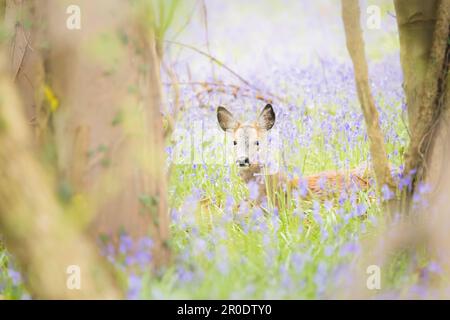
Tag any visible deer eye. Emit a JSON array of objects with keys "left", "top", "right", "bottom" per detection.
[
  {"left": 255, "top": 141, "right": 259, "bottom": 146},
  {"left": 233, "top": 140, "right": 237, "bottom": 146}
]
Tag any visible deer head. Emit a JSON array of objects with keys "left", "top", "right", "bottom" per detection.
[{"left": 217, "top": 104, "right": 275, "bottom": 168}]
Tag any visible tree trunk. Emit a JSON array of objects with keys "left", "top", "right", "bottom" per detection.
[
  {"left": 400, "top": 0, "right": 450, "bottom": 189},
  {"left": 394, "top": 0, "right": 439, "bottom": 132},
  {"left": 45, "top": 0, "right": 170, "bottom": 267},
  {"left": 4, "top": 0, "right": 48, "bottom": 145},
  {"left": 341, "top": 0, "right": 395, "bottom": 191},
  {"left": 0, "top": 47, "right": 122, "bottom": 299}
]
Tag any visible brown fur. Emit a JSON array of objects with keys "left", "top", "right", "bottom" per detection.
[{"left": 240, "top": 165, "right": 372, "bottom": 206}]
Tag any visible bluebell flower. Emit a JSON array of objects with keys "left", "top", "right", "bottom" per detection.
[
  {"left": 127, "top": 273, "right": 142, "bottom": 300},
  {"left": 381, "top": 184, "right": 394, "bottom": 201},
  {"left": 8, "top": 268, "right": 22, "bottom": 286}
]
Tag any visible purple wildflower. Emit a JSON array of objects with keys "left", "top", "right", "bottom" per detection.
[
  {"left": 127, "top": 273, "right": 142, "bottom": 300},
  {"left": 381, "top": 184, "right": 394, "bottom": 201}
]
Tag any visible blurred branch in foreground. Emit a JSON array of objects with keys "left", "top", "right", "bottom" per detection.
[
  {"left": 0, "top": 47, "right": 122, "bottom": 299},
  {"left": 42, "top": 0, "right": 171, "bottom": 268}
]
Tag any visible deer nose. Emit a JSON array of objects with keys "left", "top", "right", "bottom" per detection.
[{"left": 237, "top": 157, "right": 250, "bottom": 167}]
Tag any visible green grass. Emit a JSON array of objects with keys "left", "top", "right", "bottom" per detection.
[
  {"left": 0, "top": 102, "right": 428, "bottom": 300},
  {"left": 133, "top": 104, "right": 414, "bottom": 299}
]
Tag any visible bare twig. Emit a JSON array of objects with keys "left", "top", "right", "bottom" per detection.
[
  {"left": 163, "top": 80, "right": 274, "bottom": 104},
  {"left": 165, "top": 40, "right": 288, "bottom": 104},
  {"left": 166, "top": 40, "right": 254, "bottom": 87}
]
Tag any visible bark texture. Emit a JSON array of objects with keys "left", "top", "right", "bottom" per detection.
[
  {"left": 4, "top": 0, "right": 48, "bottom": 144},
  {"left": 394, "top": 0, "right": 439, "bottom": 131},
  {"left": 401, "top": 0, "right": 450, "bottom": 188}
]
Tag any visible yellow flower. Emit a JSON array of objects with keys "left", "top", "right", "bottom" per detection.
[{"left": 44, "top": 84, "right": 59, "bottom": 112}]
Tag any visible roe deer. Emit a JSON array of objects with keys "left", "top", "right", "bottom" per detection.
[{"left": 217, "top": 104, "right": 372, "bottom": 207}]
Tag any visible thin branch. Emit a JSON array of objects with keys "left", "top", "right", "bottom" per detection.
[
  {"left": 165, "top": 40, "right": 253, "bottom": 87},
  {"left": 165, "top": 40, "right": 286, "bottom": 103},
  {"left": 163, "top": 80, "right": 274, "bottom": 103}
]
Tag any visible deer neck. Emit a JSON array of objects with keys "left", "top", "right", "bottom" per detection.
[{"left": 239, "top": 164, "right": 263, "bottom": 183}]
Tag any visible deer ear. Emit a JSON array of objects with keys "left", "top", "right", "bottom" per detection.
[
  {"left": 217, "top": 106, "right": 238, "bottom": 131},
  {"left": 257, "top": 104, "right": 275, "bottom": 130}
]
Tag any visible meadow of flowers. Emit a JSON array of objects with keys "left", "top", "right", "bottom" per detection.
[{"left": 1, "top": 0, "right": 440, "bottom": 300}]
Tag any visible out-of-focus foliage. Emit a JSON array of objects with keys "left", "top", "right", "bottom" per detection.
[{"left": 132, "top": 0, "right": 184, "bottom": 54}]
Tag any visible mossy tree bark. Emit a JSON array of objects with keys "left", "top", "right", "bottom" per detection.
[
  {"left": 397, "top": 0, "right": 450, "bottom": 192},
  {"left": 4, "top": 0, "right": 49, "bottom": 146},
  {"left": 394, "top": 0, "right": 439, "bottom": 132}
]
